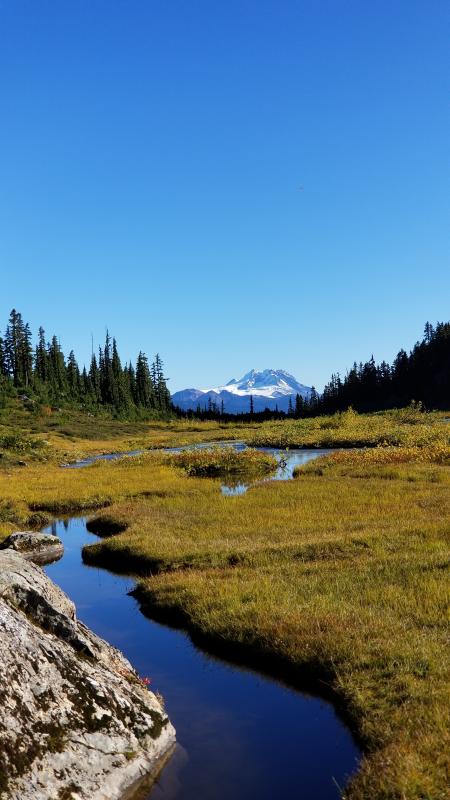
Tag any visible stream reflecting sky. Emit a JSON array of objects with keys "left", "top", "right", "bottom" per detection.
[{"left": 45, "top": 517, "right": 360, "bottom": 799}]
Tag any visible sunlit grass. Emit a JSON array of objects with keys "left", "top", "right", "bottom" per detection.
[
  {"left": 1, "top": 402, "right": 448, "bottom": 468},
  {"left": 0, "top": 409, "right": 449, "bottom": 797},
  {"left": 80, "top": 451, "right": 449, "bottom": 799},
  {"left": 248, "top": 407, "right": 450, "bottom": 449},
  {"left": 166, "top": 446, "right": 277, "bottom": 477}
]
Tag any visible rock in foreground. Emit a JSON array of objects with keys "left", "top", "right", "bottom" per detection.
[
  {"left": 0, "top": 531, "right": 64, "bottom": 565},
  {"left": 0, "top": 550, "right": 175, "bottom": 800}
]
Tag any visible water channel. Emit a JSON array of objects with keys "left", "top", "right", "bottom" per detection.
[{"left": 46, "top": 444, "right": 360, "bottom": 798}]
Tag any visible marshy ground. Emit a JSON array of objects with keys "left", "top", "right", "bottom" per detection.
[{"left": 1, "top": 402, "right": 449, "bottom": 798}]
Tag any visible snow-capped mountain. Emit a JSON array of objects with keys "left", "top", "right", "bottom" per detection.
[{"left": 172, "top": 369, "right": 312, "bottom": 414}]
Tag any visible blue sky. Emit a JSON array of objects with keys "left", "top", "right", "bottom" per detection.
[{"left": 1, "top": 1, "right": 448, "bottom": 392}]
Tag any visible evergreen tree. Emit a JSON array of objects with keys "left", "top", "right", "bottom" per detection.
[
  {"left": 35, "top": 327, "right": 48, "bottom": 383},
  {"left": 89, "top": 354, "right": 101, "bottom": 402},
  {"left": 4, "top": 309, "right": 27, "bottom": 385},
  {"left": 126, "top": 362, "right": 137, "bottom": 405},
  {"left": 152, "top": 354, "right": 171, "bottom": 412},
  {"left": 0, "top": 337, "right": 6, "bottom": 377},
  {"left": 0, "top": 308, "right": 173, "bottom": 417},
  {"left": 111, "top": 337, "right": 129, "bottom": 410},
  {"left": 135, "top": 352, "right": 154, "bottom": 408},
  {"left": 67, "top": 351, "right": 81, "bottom": 398},
  {"left": 20, "top": 323, "right": 33, "bottom": 387},
  {"left": 99, "top": 331, "right": 118, "bottom": 407},
  {"left": 81, "top": 367, "right": 93, "bottom": 401},
  {"left": 47, "top": 336, "right": 67, "bottom": 397}
]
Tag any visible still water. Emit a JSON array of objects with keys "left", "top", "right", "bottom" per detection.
[
  {"left": 44, "top": 513, "right": 360, "bottom": 800},
  {"left": 63, "top": 441, "right": 331, "bottom": 496}
]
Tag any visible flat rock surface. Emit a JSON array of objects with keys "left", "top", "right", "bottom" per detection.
[
  {"left": 0, "top": 532, "right": 64, "bottom": 565},
  {"left": 0, "top": 550, "right": 175, "bottom": 800}
]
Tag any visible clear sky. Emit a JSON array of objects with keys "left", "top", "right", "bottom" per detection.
[{"left": 1, "top": 1, "right": 448, "bottom": 392}]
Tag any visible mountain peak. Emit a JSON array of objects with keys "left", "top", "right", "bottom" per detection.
[{"left": 172, "top": 368, "right": 312, "bottom": 414}]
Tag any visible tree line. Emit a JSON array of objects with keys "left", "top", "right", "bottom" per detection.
[
  {"left": 175, "top": 321, "right": 449, "bottom": 422},
  {"left": 316, "top": 321, "right": 450, "bottom": 414},
  {"left": 0, "top": 309, "right": 171, "bottom": 416}
]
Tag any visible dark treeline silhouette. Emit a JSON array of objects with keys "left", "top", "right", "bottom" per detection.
[
  {"left": 318, "top": 322, "right": 450, "bottom": 414},
  {"left": 173, "top": 391, "right": 318, "bottom": 422},
  {"left": 174, "top": 403, "right": 294, "bottom": 423},
  {"left": 0, "top": 309, "right": 171, "bottom": 416}
]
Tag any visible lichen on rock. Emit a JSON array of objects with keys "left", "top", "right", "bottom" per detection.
[
  {"left": 0, "top": 550, "right": 175, "bottom": 800},
  {"left": 0, "top": 532, "right": 64, "bottom": 566}
]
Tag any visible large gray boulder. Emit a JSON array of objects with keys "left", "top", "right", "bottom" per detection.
[
  {"left": 0, "top": 532, "right": 64, "bottom": 565},
  {"left": 0, "top": 550, "right": 175, "bottom": 799}
]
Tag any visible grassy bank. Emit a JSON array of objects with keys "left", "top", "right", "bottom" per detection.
[
  {"left": 246, "top": 407, "right": 450, "bottom": 449},
  {"left": 0, "top": 400, "right": 255, "bottom": 465},
  {"left": 1, "top": 400, "right": 448, "bottom": 469},
  {"left": 80, "top": 446, "right": 450, "bottom": 800},
  {"left": 0, "top": 408, "right": 449, "bottom": 797}
]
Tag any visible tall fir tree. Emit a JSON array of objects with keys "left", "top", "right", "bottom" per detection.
[
  {"left": 35, "top": 327, "right": 48, "bottom": 384},
  {"left": 135, "top": 352, "right": 154, "bottom": 408}
]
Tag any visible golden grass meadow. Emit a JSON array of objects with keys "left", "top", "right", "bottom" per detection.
[{"left": 1, "top": 404, "right": 449, "bottom": 798}]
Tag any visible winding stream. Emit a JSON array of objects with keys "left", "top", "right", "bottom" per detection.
[
  {"left": 46, "top": 446, "right": 360, "bottom": 798},
  {"left": 63, "top": 442, "right": 332, "bottom": 495}
]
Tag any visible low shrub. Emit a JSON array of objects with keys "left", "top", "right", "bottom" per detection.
[{"left": 167, "top": 446, "right": 277, "bottom": 477}]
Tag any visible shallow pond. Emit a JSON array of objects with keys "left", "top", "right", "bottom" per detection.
[{"left": 44, "top": 516, "right": 360, "bottom": 799}]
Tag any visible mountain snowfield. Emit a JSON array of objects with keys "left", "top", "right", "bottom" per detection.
[{"left": 172, "top": 369, "right": 312, "bottom": 414}]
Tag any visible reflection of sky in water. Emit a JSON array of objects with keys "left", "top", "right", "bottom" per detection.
[
  {"left": 44, "top": 517, "right": 360, "bottom": 800},
  {"left": 63, "top": 442, "right": 331, "bottom": 497},
  {"left": 221, "top": 448, "right": 331, "bottom": 495}
]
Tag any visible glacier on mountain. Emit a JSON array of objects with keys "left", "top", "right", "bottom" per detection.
[{"left": 172, "top": 369, "right": 312, "bottom": 414}]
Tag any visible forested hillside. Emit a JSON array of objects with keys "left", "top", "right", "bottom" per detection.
[{"left": 0, "top": 309, "right": 171, "bottom": 417}]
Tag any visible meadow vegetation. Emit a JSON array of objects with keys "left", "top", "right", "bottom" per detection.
[
  {"left": 166, "top": 446, "right": 277, "bottom": 477},
  {"left": 81, "top": 446, "right": 449, "bottom": 799},
  {"left": 0, "top": 404, "right": 449, "bottom": 797},
  {"left": 0, "top": 398, "right": 251, "bottom": 463},
  {"left": 1, "top": 399, "right": 448, "bottom": 465},
  {"left": 247, "top": 406, "right": 450, "bottom": 449}
]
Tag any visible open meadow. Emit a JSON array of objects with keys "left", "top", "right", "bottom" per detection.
[{"left": 0, "top": 404, "right": 449, "bottom": 798}]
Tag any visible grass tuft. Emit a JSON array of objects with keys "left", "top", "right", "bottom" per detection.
[{"left": 166, "top": 446, "right": 277, "bottom": 477}]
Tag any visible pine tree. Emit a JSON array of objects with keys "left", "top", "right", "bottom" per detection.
[
  {"left": 0, "top": 308, "right": 174, "bottom": 417},
  {"left": 67, "top": 351, "right": 81, "bottom": 398},
  {"left": 152, "top": 354, "right": 171, "bottom": 412},
  {"left": 126, "top": 362, "right": 137, "bottom": 405},
  {"left": 20, "top": 323, "right": 33, "bottom": 387},
  {"left": 99, "top": 331, "right": 118, "bottom": 407},
  {"left": 0, "top": 337, "right": 6, "bottom": 377},
  {"left": 89, "top": 354, "right": 101, "bottom": 402},
  {"left": 35, "top": 327, "right": 48, "bottom": 383},
  {"left": 111, "top": 337, "right": 127, "bottom": 410},
  {"left": 48, "top": 335, "right": 67, "bottom": 398},
  {"left": 4, "top": 309, "right": 26, "bottom": 385},
  {"left": 81, "top": 366, "right": 93, "bottom": 401},
  {"left": 424, "top": 322, "right": 434, "bottom": 344},
  {"left": 309, "top": 387, "right": 319, "bottom": 410},
  {"left": 135, "top": 352, "right": 154, "bottom": 408}
]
